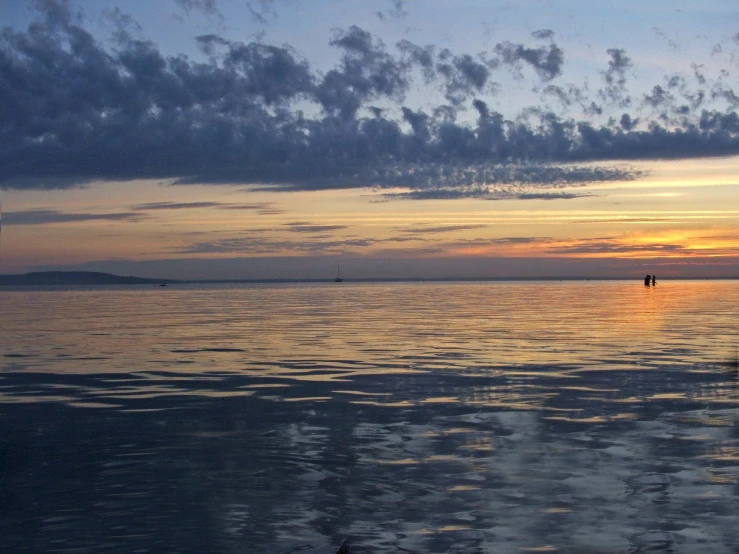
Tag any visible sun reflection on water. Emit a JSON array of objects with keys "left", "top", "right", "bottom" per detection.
[{"left": 0, "top": 281, "right": 737, "bottom": 553}]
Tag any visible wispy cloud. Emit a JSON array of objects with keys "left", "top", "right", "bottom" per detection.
[
  {"left": 551, "top": 240, "right": 687, "bottom": 255},
  {"left": 284, "top": 222, "right": 350, "bottom": 233},
  {"left": 516, "top": 192, "right": 588, "bottom": 200},
  {"left": 376, "top": 0, "right": 407, "bottom": 22},
  {"left": 3, "top": 209, "right": 145, "bottom": 225},
  {"left": 133, "top": 202, "right": 223, "bottom": 211},
  {"left": 171, "top": 235, "right": 374, "bottom": 255},
  {"left": 130, "top": 201, "right": 284, "bottom": 215},
  {"left": 400, "top": 224, "right": 488, "bottom": 235},
  {"left": 218, "top": 202, "right": 283, "bottom": 214},
  {"left": 172, "top": 0, "right": 222, "bottom": 19}
]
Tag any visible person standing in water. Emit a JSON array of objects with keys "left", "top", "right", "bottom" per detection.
[
  {"left": 644, "top": 274, "right": 651, "bottom": 286},
  {"left": 651, "top": 275, "right": 656, "bottom": 286}
]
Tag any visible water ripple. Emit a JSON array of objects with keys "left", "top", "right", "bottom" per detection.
[{"left": 0, "top": 281, "right": 737, "bottom": 553}]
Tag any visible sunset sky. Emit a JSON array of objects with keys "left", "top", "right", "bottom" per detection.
[{"left": 1, "top": 0, "right": 738, "bottom": 280}]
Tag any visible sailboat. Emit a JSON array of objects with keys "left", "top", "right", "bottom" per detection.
[{"left": 334, "top": 263, "right": 343, "bottom": 282}]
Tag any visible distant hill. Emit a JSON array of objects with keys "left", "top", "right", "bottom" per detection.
[{"left": 0, "top": 271, "right": 174, "bottom": 286}]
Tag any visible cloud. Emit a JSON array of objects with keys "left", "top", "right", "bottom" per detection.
[
  {"left": 33, "top": 0, "right": 81, "bottom": 27},
  {"left": 542, "top": 84, "right": 585, "bottom": 108},
  {"left": 3, "top": 209, "right": 144, "bottom": 225},
  {"left": 376, "top": 0, "right": 408, "bottom": 22},
  {"left": 103, "top": 7, "right": 142, "bottom": 44},
  {"left": 603, "top": 48, "right": 632, "bottom": 86},
  {"left": 488, "top": 236, "right": 546, "bottom": 244},
  {"left": 400, "top": 224, "right": 487, "bottom": 235},
  {"left": 494, "top": 41, "right": 564, "bottom": 81},
  {"left": 516, "top": 192, "right": 586, "bottom": 200},
  {"left": 643, "top": 85, "right": 672, "bottom": 108},
  {"left": 651, "top": 27, "right": 679, "bottom": 51},
  {"left": 169, "top": 237, "right": 267, "bottom": 254},
  {"left": 550, "top": 239, "right": 687, "bottom": 255},
  {"left": 219, "top": 202, "right": 284, "bottom": 214},
  {"left": 599, "top": 48, "right": 632, "bottom": 106},
  {"left": 133, "top": 202, "right": 223, "bottom": 210},
  {"left": 130, "top": 201, "right": 284, "bottom": 214},
  {"left": 284, "top": 222, "right": 349, "bottom": 233},
  {"left": 711, "top": 84, "right": 739, "bottom": 109},
  {"left": 435, "top": 50, "right": 493, "bottom": 105},
  {"left": 317, "top": 26, "right": 408, "bottom": 118},
  {"left": 173, "top": 0, "right": 220, "bottom": 16},
  {"left": 245, "top": 0, "right": 279, "bottom": 24},
  {"left": 173, "top": 0, "right": 293, "bottom": 25},
  {"left": 384, "top": 184, "right": 593, "bottom": 201},
  {"left": 172, "top": 0, "right": 230, "bottom": 22},
  {"left": 384, "top": 188, "right": 500, "bottom": 200},
  {"left": 221, "top": 40, "right": 314, "bottom": 105},
  {"left": 195, "top": 33, "right": 230, "bottom": 56},
  {"left": 171, "top": 234, "right": 374, "bottom": 255},
  {"left": 532, "top": 29, "right": 555, "bottom": 41},
  {"left": 397, "top": 39, "right": 435, "bottom": 81},
  {"left": 1, "top": 3, "right": 738, "bottom": 199}
]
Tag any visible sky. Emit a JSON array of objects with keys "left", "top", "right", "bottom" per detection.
[{"left": 1, "top": 0, "right": 738, "bottom": 280}]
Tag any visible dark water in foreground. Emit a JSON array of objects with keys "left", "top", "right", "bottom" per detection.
[{"left": 0, "top": 281, "right": 737, "bottom": 553}]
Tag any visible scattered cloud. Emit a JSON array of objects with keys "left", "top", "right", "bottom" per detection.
[
  {"left": 284, "top": 222, "right": 349, "bottom": 233},
  {"left": 494, "top": 41, "right": 564, "bottom": 81},
  {"left": 532, "top": 29, "right": 555, "bottom": 41},
  {"left": 376, "top": 0, "right": 407, "bottom": 22},
  {"left": 172, "top": 0, "right": 223, "bottom": 21},
  {"left": 516, "top": 192, "right": 587, "bottom": 200},
  {"left": 599, "top": 48, "right": 632, "bottom": 106},
  {"left": 435, "top": 50, "right": 494, "bottom": 104},
  {"left": 3, "top": 209, "right": 145, "bottom": 225},
  {"left": 129, "top": 201, "right": 284, "bottom": 215},
  {"left": 400, "top": 224, "right": 488, "bottom": 235},
  {"left": 133, "top": 202, "right": 223, "bottom": 210},
  {"left": 218, "top": 202, "right": 284, "bottom": 214},
  {"left": 489, "top": 236, "right": 547, "bottom": 244},
  {"left": 0, "top": 2, "right": 737, "bottom": 200},
  {"left": 245, "top": 0, "right": 279, "bottom": 24},
  {"left": 171, "top": 234, "right": 373, "bottom": 255},
  {"left": 550, "top": 239, "right": 686, "bottom": 255}
]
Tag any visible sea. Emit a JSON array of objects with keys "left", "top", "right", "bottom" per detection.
[{"left": 0, "top": 280, "right": 737, "bottom": 554}]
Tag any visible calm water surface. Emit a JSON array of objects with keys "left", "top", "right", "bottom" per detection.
[{"left": 0, "top": 281, "right": 737, "bottom": 553}]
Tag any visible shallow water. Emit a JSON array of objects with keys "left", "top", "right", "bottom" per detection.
[{"left": 0, "top": 281, "right": 737, "bottom": 553}]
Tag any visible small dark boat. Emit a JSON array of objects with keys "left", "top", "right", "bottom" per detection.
[{"left": 334, "top": 263, "right": 342, "bottom": 282}]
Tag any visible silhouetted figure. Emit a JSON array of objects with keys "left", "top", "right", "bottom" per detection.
[
  {"left": 644, "top": 274, "right": 651, "bottom": 286},
  {"left": 651, "top": 275, "right": 656, "bottom": 286}
]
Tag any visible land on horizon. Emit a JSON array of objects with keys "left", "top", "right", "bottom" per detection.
[
  {"left": 0, "top": 271, "right": 735, "bottom": 286},
  {"left": 0, "top": 271, "right": 173, "bottom": 286}
]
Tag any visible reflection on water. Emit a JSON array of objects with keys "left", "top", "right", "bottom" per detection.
[{"left": 0, "top": 281, "right": 737, "bottom": 553}]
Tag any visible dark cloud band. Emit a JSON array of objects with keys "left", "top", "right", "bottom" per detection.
[{"left": 1, "top": 2, "right": 737, "bottom": 199}]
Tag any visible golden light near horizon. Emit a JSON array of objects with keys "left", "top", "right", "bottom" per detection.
[
  {"left": 1, "top": 0, "right": 738, "bottom": 279},
  {"left": 2, "top": 165, "right": 738, "bottom": 274}
]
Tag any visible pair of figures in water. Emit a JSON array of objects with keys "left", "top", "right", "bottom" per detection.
[{"left": 644, "top": 274, "right": 657, "bottom": 286}]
